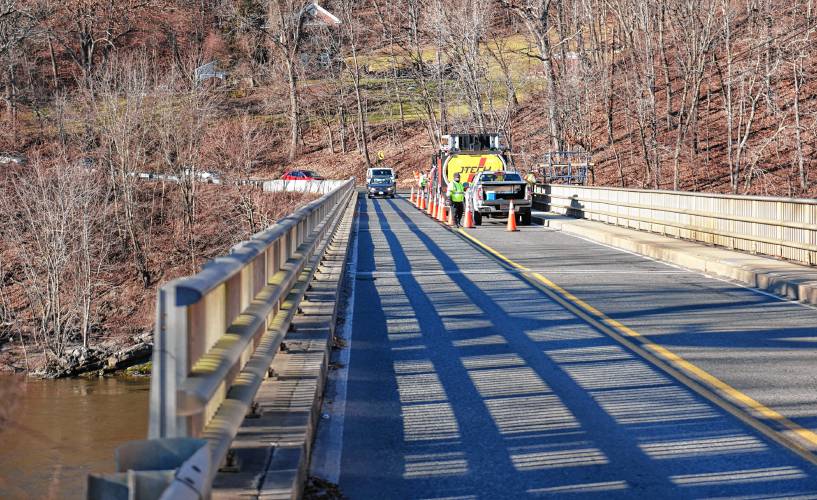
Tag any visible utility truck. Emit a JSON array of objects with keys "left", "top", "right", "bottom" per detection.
[{"left": 430, "top": 133, "right": 531, "bottom": 225}]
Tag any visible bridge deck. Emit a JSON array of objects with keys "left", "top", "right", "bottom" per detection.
[{"left": 318, "top": 195, "right": 817, "bottom": 499}]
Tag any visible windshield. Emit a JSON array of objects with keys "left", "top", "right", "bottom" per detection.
[
  {"left": 303, "top": 171, "right": 320, "bottom": 177},
  {"left": 370, "top": 176, "right": 392, "bottom": 184},
  {"left": 480, "top": 172, "right": 521, "bottom": 182},
  {"left": 371, "top": 169, "right": 392, "bottom": 176}
]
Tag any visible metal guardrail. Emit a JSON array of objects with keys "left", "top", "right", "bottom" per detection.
[
  {"left": 89, "top": 178, "right": 355, "bottom": 499},
  {"left": 534, "top": 184, "right": 817, "bottom": 266},
  {"left": 262, "top": 179, "right": 349, "bottom": 194}
]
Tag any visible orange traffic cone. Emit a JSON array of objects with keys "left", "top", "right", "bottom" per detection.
[
  {"left": 506, "top": 199, "right": 519, "bottom": 232},
  {"left": 429, "top": 194, "right": 436, "bottom": 216},
  {"left": 437, "top": 199, "right": 446, "bottom": 222},
  {"left": 463, "top": 199, "right": 475, "bottom": 229},
  {"left": 419, "top": 192, "right": 425, "bottom": 210},
  {"left": 448, "top": 203, "right": 455, "bottom": 226},
  {"left": 410, "top": 187, "right": 416, "bottom": 205}
]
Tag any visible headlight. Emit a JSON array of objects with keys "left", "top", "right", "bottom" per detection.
[{"left": 387, "top": 187, "right": 394, "bottom": 191}]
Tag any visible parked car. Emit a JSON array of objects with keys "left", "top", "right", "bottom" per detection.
[{"left": 282, "top": 169, "right": 324, "bottom": 181}]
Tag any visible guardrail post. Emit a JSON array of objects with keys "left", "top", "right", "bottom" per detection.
[{"left": 149, "top": 283, "right": 189, "bottom": 439}]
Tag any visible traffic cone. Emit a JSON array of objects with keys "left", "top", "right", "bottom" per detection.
[
  {"left": 419, "top": 192, "right": 425, "bottom": 210},
  {"left": 410, "top": 187, "right": 415, "bottom": 205},
  {"left": 437, "top": 199, "right": 446, "bottom": 222},
  {"left": 428, "top": 193, "right": 436, "bottom": 216},
  {"left": 436, "top": 196, "right": 444, "bottom": 221},
  {"left": 506, "top": 200, "right": 519, "bottom": 232},
  {"left": 463, "top": 199, "right": 475, "bottom": 228},
  {"left": 447, "top": 203, "right": 455, "bottom": 226}
]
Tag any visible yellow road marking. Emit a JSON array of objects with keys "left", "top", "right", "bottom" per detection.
[{"left": 457, "top": 227, "right": 817, "bottom": 466}]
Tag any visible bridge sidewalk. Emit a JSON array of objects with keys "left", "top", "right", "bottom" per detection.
[{"left": 533, "top": 211, "right": 817, "bottom": 306}]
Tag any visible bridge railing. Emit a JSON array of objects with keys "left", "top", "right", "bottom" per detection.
[
  {"left": 534, "top": 184, "right": 817, "bottom": 266},
  {"left": 89, "top": 178, "right": 355, "bottom": 499}
]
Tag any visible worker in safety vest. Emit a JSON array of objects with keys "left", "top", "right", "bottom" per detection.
[
  {"left": 447, "top": 173, "right": 466, "bottom": 227},
  {"left": 419, "top": 172, "right": 429, "bottom": 193},
  {"left": 524, "top": 170, "right": 537, "bottom": 200}
]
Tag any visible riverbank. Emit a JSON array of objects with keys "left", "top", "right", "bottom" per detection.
[{"left": 0, "top": 332, "right": 152, "bottom": 378}]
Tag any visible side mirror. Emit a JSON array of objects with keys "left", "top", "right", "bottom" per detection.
[{"left": 394, "top": 173, "right": 398, "bottom": 179}]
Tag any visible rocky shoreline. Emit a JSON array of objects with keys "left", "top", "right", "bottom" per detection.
[{"left": 0, "top": 333, "right": 153, "bottom": 379}]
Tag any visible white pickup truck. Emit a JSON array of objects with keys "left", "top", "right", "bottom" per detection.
[{"left": 466, "top": 171, "right": 532, "bottom": 225}]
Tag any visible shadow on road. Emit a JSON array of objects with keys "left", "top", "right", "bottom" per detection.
[{"left": 338, "top": 196, "right": 817, "bottom": 499}]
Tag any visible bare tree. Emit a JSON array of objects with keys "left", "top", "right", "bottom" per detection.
[
  {"left": 264, "top": 0, "right": 309, "bottom": 161},
  {"left": 207, "top": 115, "right": 277, "bottom": 234},
  {"left": 49, "top": 0, "right": 152, "bottom": 80},
  {"left": 435, "top": 0, "right": 492, "bottom": 132},
  {"left": 499, "top": 0, "right": 563, "bottom": 150},
  {"left": 154, "top": 78, "right": 216, "bottom": 273},
  {"left": 0, "top": 159, "right": 105, "bottom": 360},
  {"left": 85, "top": 57, "right": 156, "bottom": 287},
  {"left": 338, "top": 0, "right": 371, "bottom": 167},
  {"left": 0, "top": 0, "right": 45, "bottom": 134}
]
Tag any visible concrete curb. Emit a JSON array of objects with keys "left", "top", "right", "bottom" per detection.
[
  {"left": 212, "top": 193, "right": 358, "bottom": 500},
  {"left": 534, "top": 213, "right": 817, "bottom": 306}
]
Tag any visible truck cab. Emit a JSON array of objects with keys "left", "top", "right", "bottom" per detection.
[{"left": 467, "top": 170, "right": 532, "bottom": 225}]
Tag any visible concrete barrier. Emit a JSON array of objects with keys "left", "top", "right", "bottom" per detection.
[
  {"left": 534, "top": 184, "right": 817, "bottom": 266},
  {"left": 535, "top": 213, "right": 817, "bottom": 306}
]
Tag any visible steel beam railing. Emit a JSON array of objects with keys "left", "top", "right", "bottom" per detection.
[
  {"left": 89, "top": 178, "right": 355, "bottom": 500},
  {"left": 534, "top": 184, "right": 817, "bottom": 266}
]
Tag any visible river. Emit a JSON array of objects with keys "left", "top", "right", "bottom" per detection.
[{"left": 0, "top": 375, "right": 150, "bottom": 500}]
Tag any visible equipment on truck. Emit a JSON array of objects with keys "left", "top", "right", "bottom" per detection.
[{"left": 433, "top": 133, "right": 511, "bottom": 187}]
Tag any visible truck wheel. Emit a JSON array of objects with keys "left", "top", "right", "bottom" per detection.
[
  {"left": 367, "top": 194, "right": 372, "bottom": 199},
  {"left": 520, "top": 210, "right": 532, "bottom": 226},
  {"left": 474, "top": 212, "right": 482, "bottom": 226}
]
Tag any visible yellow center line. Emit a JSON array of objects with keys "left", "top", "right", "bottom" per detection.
[{"left": 457, "top": 227, "right": 817, "bottom": 465}]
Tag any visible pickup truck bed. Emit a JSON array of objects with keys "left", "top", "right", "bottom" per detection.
[{"left": 468, "top": 175, "right": 532, "bottom": 225}]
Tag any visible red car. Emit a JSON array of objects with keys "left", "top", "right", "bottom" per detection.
[{"left": 281, "top": 169, "right": 324, "bottom": 181}]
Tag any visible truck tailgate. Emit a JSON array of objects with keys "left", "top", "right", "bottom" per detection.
[{"left": 481, "top": 182, "right": 527, "bottom": 201}]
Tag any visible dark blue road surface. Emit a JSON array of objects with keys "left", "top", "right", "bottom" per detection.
[{"left": 335, "top": 195, "right": 817, "bottom": 499}]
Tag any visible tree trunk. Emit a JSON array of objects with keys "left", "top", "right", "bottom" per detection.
[
  {"left": 285, "top": 57, "right": 300, "bottom": 162},
  {"left": 538, "top": 34, "right": 562, "bottom": 150},
  {"left": 794, "top": 61, "right": 807, "bottom": 190},
  {"left": 339, "top": 104, "right": 347, "bottom": 153}
]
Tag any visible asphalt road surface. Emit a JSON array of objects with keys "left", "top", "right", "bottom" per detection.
[{"left": 328, "top": 195, "right": 817, "bottom": 499}]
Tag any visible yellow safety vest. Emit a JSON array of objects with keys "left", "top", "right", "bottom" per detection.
[
  {"left": 420, "top": 176, "right": 428, "bottom": 188},
  {"left": 450, "top": 181, "right": 465, "bottom": 203}
]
